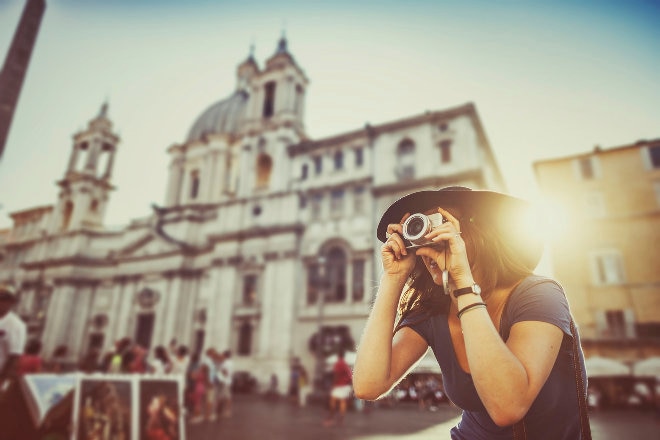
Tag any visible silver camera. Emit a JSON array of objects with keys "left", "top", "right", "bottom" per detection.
[{"left": 402, "top": 212, "right": 445, "bottom": 247}]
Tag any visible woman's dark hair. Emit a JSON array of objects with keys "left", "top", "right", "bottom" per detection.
[
  {"left": 395, "top": 208, "right": 532, "bottom": 332},
  {"left": 154, "top": 345, "right": 170, "bottom": 363}
]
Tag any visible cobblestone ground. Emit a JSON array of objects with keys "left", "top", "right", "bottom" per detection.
[{"left": 187, "top": 394, "right": 660, "bottom": 440}]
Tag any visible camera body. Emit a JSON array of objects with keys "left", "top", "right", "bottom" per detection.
[{"left": 402, "top": 212, "right": 445, "bottom": 246}]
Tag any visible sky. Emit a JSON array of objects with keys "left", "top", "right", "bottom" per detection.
[{"left": 0, "top": 0, "right": 658, "bottom": 232}]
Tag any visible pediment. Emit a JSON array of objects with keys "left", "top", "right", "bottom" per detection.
[{"left": 117, "top": 233, "right": 182, "bottom": 258}]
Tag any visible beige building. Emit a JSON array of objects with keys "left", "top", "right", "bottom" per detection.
[
  {"left": 534, "top": 139, "right": 660, "bottom": 365},
  {"left": 0, "top": 37, "right": 508, "bottom": 387}
]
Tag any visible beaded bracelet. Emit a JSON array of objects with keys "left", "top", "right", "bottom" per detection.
[{"left": 457, "top": 302, "right": 487, "bottom": 319}]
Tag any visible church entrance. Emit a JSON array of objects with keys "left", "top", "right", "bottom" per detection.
[{"left": 135, "top": 313, "right": 155, "bottom": 349}]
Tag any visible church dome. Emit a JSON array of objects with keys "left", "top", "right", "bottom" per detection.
[{"left": 186, "top": 90, "right": 249, "bottom": 142}]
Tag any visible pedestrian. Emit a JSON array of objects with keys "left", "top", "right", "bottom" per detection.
[
  {"left": 17, "top": 338, "right": 43, "bottom": 375},
  {"left": 0, "top": 285, "right": 29, "bottom": 439},
  {"left": 201, "top": 348, "right": 218, "bottom": 421},
  {"left": 150, "top": 345, "right": 172, "bottom": 375},
  {"left": 353, "top": 186, "right": 591, "bottom": 439},
  {"left": 216, "top": 350, "right": 233, "bottom": 418},
  {"left": 323, "top": 349, "right": 352, "bottom": 427},
  {"left": 0, "top": 285, "right": 27, "bottom": 382},
  {"left": 48, "top": 344, "right": 69, "bottom": 373}
]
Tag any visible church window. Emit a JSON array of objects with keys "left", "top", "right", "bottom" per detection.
[
  {"left": 242, "top": 274, "right": 258, "bottom": 305},
  {"left": 62, "top": 201, "right": 74, "bottom": 231},
  {"left": 310, "top": 193, "right": 323, "bottom": 220},
  {"left": 190, "top": 170, "right": 200, "bottom": 199},
  {"left": 301, "top": 163, "right": 308, "bottom": 180},
  {"left": 252, "top": 205, "right": 262, "bottom": 217},
  {"left": 299, "top": 194, "right": 307, "bottom": 209},
  {"left": 396, "top": 139, "right": 416, "bottom": 180},
  {"left": 440, "top": 140, "right": 452, "bottom": 163},
  {"left": 90, "top": 199, "right": 99, "bottom": 212},
  {"left": 353, "top": 186, "right": 365, "bottom": 214},
  {"left": 438, "top": 122, "right": 449, "bottom": 132},
  {"left": 256, "top": 153, "right": 273, "bottom": 188},
  {"left": 326, "top": 247, "right": 347, "bottom": 303},
  {"left": 352, "top": 259, "right": 365, "bottom": 301},
  {"left": 355, "top": 147, "right": 364, "bottom": 167},
  {"left": 306, "top": 263, "right": 320, "bottom": 304},
  {"left": 330, "top": 189, "right": 344, "bottom": 216},
  {"left": 102, "top": 142, "right": 113, "bottom": 152},
  {"left": 237, "top": 321, "right": 253, "bottom": 355},
  {"left": 294, "top": 84, "right": 304, "bottom": 114},
  {"left": 263, "top": 81, "right": 276, "bottom": 118},
  {"left": 313, "top": 155, "right": 323, "bottom": 175},
  {"left": 333, "top": 151, "right": 344, "bottom": 170}
]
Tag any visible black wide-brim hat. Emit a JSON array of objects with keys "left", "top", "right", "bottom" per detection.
[{"left": 377, "top": 186, "right": 544, "bottom": 270}]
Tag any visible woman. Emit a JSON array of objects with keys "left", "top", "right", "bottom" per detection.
[{"left": 353, "top": 186, "right": 590, "bottom": 439}]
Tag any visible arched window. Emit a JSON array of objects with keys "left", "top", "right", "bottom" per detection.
[
  {"left": 263, "top": 81, "right": 276, "bottom": 118},
  {"left": 238, "top": 321, "right": 253, "bottom": 355},
  {"left": 397, "top": 138, "right": 416, "bottom": 180},
  {"left": 326, "top": 247, "right": 347, "bottom": 303},
  {"left": 333, "top": 150, "right": 344, "bottom": 170},
  {"left": 256, "top": 153, "right": 273, "bottom": 189},
  {"left": 62, "top": 201, "right": 74, "bottom": 230}
]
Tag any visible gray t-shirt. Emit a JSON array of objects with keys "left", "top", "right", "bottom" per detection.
[{"left": 401, "top": 275, "right": 587, "bottom": 439}]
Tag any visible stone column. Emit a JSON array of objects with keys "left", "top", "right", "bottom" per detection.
[
  {"left": 66, "top": 145, "right": 80, "bottom": 173},
  {"left": 102, "top": 147, "right": 116, "bottom": 179}
]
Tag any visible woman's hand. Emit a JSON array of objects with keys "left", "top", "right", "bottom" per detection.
[
  {"left": 415, "top": 208, "right": 474, "bottom": 295},
  {"left": 381, "top": 214, "right": 416, "bottom": 278}
]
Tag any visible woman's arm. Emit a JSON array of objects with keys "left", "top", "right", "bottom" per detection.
[
  {"left": 353, "top": 274, "right": 429, "bottom": 400},
  {"left": 457, "top": 298, "right": 563, "bottom": 426}
]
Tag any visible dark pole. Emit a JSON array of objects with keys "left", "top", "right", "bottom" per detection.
[{"left": 314, "top": 255, "right": 326, "bottom": 393}]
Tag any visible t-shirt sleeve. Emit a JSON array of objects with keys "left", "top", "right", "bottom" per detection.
[
  {"left": 397, "top": 312, "right": 434, "bottom": 347},
  {"left": 507, "top": 281, "right": 572, "bottom": 337}
]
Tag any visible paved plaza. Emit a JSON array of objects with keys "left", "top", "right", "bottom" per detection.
[{"left": 188, "top": 394, "right": 659, "bottom": 440}]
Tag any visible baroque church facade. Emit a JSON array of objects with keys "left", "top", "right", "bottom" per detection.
[{"left": 0, "top": 37, "right": 507, "bottom": 386}]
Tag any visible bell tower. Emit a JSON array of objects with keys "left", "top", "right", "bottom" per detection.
[
  {"left": 244, "top": 35, "right": 309, "bottom": 135},
  {"left": 55, "top": 103, "right": 120, "bottom": 231}
]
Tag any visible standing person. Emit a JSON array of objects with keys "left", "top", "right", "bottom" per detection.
[
  {"left": 216, "top": 350, "right": 233, "bottom": 418},
  {"left": 353, "top": 186, "right": 591, "bottom": 439},
  {"left": 0, "top": 285, "right": 28, "bottom": 440},
  {"left": 0, "top": 285, "right": 27, "bottom": 383},
  {"left": 323, "top": 350, "right": 353, "bottom": 427},
  {"left": 201, "top": 348, "right": 218, "bottom": 421},
  {"left": 17, "top": 338, "right": 43, "bottom": 374}
]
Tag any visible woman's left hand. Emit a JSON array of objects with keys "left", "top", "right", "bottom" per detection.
[{"left": 415, "top": 207, "right": 474, "bottom": 296}]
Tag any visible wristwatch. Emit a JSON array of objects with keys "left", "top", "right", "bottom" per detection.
[{"left": 453, "top": 283, "right": 482, "bottom": 297}]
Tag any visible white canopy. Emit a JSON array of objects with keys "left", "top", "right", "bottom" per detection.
[
  {"left": 632, "top": 357, "right": 660, "bottom": 378},
  {"left": 584, "top": 356, "right": 631, "bottom": 377}
]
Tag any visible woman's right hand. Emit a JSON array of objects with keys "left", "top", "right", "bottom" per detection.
[{"left": 381, "top": 214, "right": 416, "bottom": 278}]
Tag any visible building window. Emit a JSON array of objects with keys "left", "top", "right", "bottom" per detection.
[
  {"left": 352, "top": 260, "right": 365, "bottom": 301},
  {"left": 334, "top": 150, "right": 344, "bottom": 170},
  {"left": 353, "top": 186, "right": 365, "bottom": 214},
  {"left": 585, "top": 191, "right": 606, "bottom": 218},
  {"left": 355, "top": 147, "right": 363, "bottom": 167},
  {"left": 649, "top": 145, "right": 660, "bottom": 168},
  {"left": 310, "top": 193, "right": 323, "bottom": 220},
  {"left": 299, "top": 194, "right": 307, "bottom": 209},
  {"left": 313, "top": 156, "right": 323, "bottom": 175},
  {"left": 62, "top": 201, "right": 74, "bottom": 230},
  {"left": 591, "top": 251, "right": 625, "bottom": 285},
  {"left": 603, "top": 310, "right": 628, "bottom": 339},
  {"left": 263, "top": 81, "right": 276, "bottom": 118},
  {"left": 438, "top": 122, "right": 448, "bottom": 132},
  {"left": 190, "top": 169, "right": 200, "bottom": 199},
  {"left": 576, "top": 156, "right": 597, "bottom": 180},
  {"left": 90, "top": 199, "right": 99, "bottom": 213},
  {"left": 242, "top": 274, "right": 258, "bottom": 305},
  {"left": 326, "top": 247, "right": 347, "bottom": 303},
  {"left": 440, "top": 140, "right": 452, "bottom": 163},
  {"left": 237, "top": 321, "right": 253, "bottom": 355},
  {"left": 396, "top": 139, "right": 416, "bottom": 180},
  {"left": 330, "top": 189, "right": 344, "bottom": 216},
  {"left": 256, "top": 153, "right": 272, "bottom": 189},
  {"left": 307, "top": 264, "right": 320, "bottom": 304},
  {"left": 301, "top": 163, "right": 308, "bottom": 180}
]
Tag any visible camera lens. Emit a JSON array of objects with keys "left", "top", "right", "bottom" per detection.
[{"left": 406, "top": 217, "right": 425, "bottom": 236}]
